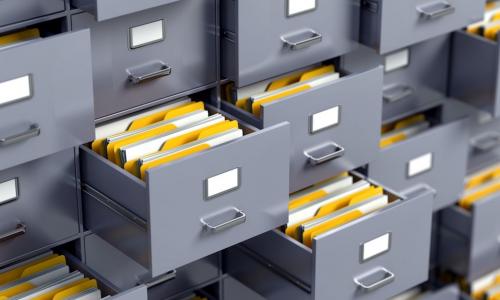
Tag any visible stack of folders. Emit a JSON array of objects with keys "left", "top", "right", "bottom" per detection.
[
  {"left": 0, "top": 251, "right": 105, "bottom": 300},
  {"left": 92, "top": 99, "right": 243, "bottom": 180},
  {"left": 283, "top": 173, "right": 396, "bottom": 248},
  {"left": 223, "top": 64, "right": 340, "bottom": 117},
  {"left": 380, "top": 114, "right": 431, "bottom": 148},
  {"left": 458, "top": 163, "right": 500, "bottom": 210},
  {"left": 467, "top": 2, "right": 500, "bottom": 40},
  {"left": 0, "top": 28, "right": 41, "bottom": 50},
  {"left": 466, "top": 267, "right": 500, "bottom": 300}
]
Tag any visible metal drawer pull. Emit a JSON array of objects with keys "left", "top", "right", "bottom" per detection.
[
  {"left": 304, "top": 142, "right": 345, "bottom": 166},
  {"left": 127, "top": 61, "right": 172, "bottom": 84},
  {"left": 281, "top": 29, "right": 322, "bottom": 51},
  {"left": 0, "top": 124, "right": 40, "bottom": 147},
  {"left": 354, "top": 267, "right": 395, "bottom": 292},
  {"left": 201, "top": 207, "right": 246, "bottom": 233},
  {"left": 470, "top": 131, "right": 500, "bottom": 152},
  {"left": 383, "top": 84, "right": 414, "bottom": 103},
  {"left": 417, "top": 1, "right": 455, "bottom": 20},
  {"left": 0, "top": 223, "right": 26, "bottom": 243}
]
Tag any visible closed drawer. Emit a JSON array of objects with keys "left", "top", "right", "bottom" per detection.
[
  {"left": 360, "top": 0, "right": 483, "bottom": 54},
  {"left": 71, "top": 0, "right": 217, "bottom": 119},
  {"left": 228, "top": 182, "right": 434, "bottom": 300},
  {"left": 439, "top": 191, "right": 500, "bottom": 280},
  {"left": 449, "top": 31, "right": 500, "bottom": 119},
  {"left": 0, "top": 149, "right": 79, "bottom": 266},
  {"left": 222, "top": 65, "right": 383, "bottom": 193},
  {"left": 368, "top": 102, "right": 470, "bottom": 211},
  {"left": 0, "top": 30, "right": 94, "bottom": 171},
  {"left": 71, "top": 0, "right": 181, "bottom": 21},
  {"left": 221, "top": 0, "right": 359, "bottom": 87},
  {"left": 80, "top": 117, "right": 290, "bottom": 277},
  {"left": 0, "top": 0, "right": 65, "bottom": 27}
]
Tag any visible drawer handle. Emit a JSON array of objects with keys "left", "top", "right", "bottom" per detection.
[
  {"left": 281, "top": 29, "right": 322, "bottom": 51},
  {"left": 0, "top": 124, "right": 40, "bottom": 147},
  {"left": 127, "top": 62, "right": 172, "bottom": 84},
  {"left": 417, "top": 1, "right": 455, "bottom": 20},
  {"left": 354, "top": 267, "right": 395, "bottom": 292},
  {"left": 470, "top": 132, "right": 500, "bottom": 153},
  {"left": 383, "top": 84, "right": 414, "bottom": 103},
  {"left": 0, "top": 223, "right": 26, "bottom": 243},
  {"left": 201, "top": 207, "right": 246, "bottom": 233},
  {"left": 304, "top": 142, "right": 345, "bottom": 166}
]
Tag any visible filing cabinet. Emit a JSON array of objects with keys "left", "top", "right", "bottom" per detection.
[
  {"left": 80, "top": 112, "right": 290, "bottom": 277},
  {"left": 220, "top": 0, "right": 359, "bottom": 87},
  {"left": 449, "top": 31, "right": 500, "bottom": 119},
  {"left": 419, "top": 285, "right": 461, "bottom": 300},
  {"left": 222, "top": 64, "right": 383, "bottom": 193},
  {"left": 0, "top": 0, "right": 65, "bottom": 28},
  {"left": 360, "top": 0, "right": 484, "bottom": 54},
  {"left": 0, "top": 29, "right": 95, "bottom": 171},
  {"left": 71, "top": 0, "right": 182, "bottom": 22},
  {"left": 228, "top": 180, "right": 434, "bottom": 300},
  {"left": 71, "top": 0, "right": 217, "bottom": 119},
  {"left": 368, "top": 101, "right": 471, "bottom": 211},
  {"left": 0, "top": 149, "right": 79, "bottom": 267}
]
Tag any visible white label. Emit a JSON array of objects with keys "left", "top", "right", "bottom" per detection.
[
  {"left": 310, "top": 106, "right": 340, "bottom": 133},
  {"left": 384, "top": 49, "right": 410, "bottom": 72},
  {"left": 0, "top": 75, "right": 31, "bottom": 106},
  {"left": 408, "top": 153, "right": 433, "bottom": 177},
  {"left": 362, "top": 233, "right": 391, "bottom": 261},
  {"left": 129, "top": 20, "right": 164, "bottom": 49},
  {"left": 0, "top": 179, "right": 18, "bottom": 205},
  {"left": 206, "top": 168, "right": 239, "bottom": 199},
  {"left": 288, "top": 0, "right": 316, "bottom": 16}
]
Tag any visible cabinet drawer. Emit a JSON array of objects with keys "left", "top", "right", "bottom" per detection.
[
  {"left": 221, "top": 0, "right": 359, "bottom": 87},
  {"left": 80, "top": 119, "right": 290, "bottom": 277},
  {"left": 71, "top": 0, "right": 181, "bottom": 21},
  {"left": 0, "top": 30, "right": 94, "bottom": 170},
  {"left": 0, "top": 0, "right": 65, "bottom": 27},
  {"left": 440, "top": 192, "right": 500, "bottom": 281},
  {"left": 222, "top": 65, "right": 383, "bottom": 193},
  {"left": 0, "top": 149, "right": 79, "bottom": 266},
  {"left": 229, "top": 183, "right": 434, "bottom": 300},
  {"left": 360, "top": 0, "right": 483, "bottom": 54},
  {"left": 449, "top": 31, "right": 500, "bottom": 119},
  {"left": 71, "top": 0, "right": 217, "bottom": 119},
  {"left": 368, "top": 104, "right": 470, "bottom": 211}
]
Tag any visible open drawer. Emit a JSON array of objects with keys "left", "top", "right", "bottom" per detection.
[
  {"left": 220, "top": 0, "right": 359, "bottom": 87},
  {"left": 449, "top": 31, "right": 500, "bottom": 119},
  {"left": 229, "top": 175, "right": 434, "bottom": 300},
  {"left": 368, "top": 101, "right": 471, "bottom": 211},
  {"left": 80, "top": 109, "right": 290, "bottom": 277},
  {"left": 360, "top": 0, "right": 483, "bottom": 54},
  {"left": 439, "top": 166, "right": 500, "bottom": 280},
  {"left": 0, "top": 28, "right": 94, "bottom": 170},
  {"left": 221, "top": 64, "right": 383, "bottom": 193}
]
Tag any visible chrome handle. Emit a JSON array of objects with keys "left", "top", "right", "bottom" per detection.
[
  {"left": 0, "top": 124, "right": 40, "bottom": 147},
  {"left": 281, "top": 29, "right": 322, "bottom": 50},
  {"left": 304, "top": 142, "right": 345, "bottom": 166},
  {"left": 354, "top": 267, "right": 395, "bottom": 292},
  {"left": 201, "top": 207, "right": 246, "bottom": 233},
  {"left": 470, "top": 132, "right": 500, "bottom": 152},
  {"left": 417, "top": 1, "right": 455, "bottom": 20},
  {"left": 383, "top": 84, "right": 414, "bottom": 103},
  {"left": 0, "top": 223, "right": 26, "bottom": 243},
  {"left": 127, "top": 61, "right": 172, "bottom": 84}
]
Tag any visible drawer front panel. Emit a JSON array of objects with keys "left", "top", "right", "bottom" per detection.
[{"left": 0, "top": 30, "right": 94, "bottom": 170}]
